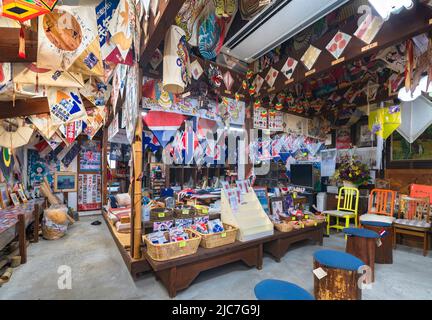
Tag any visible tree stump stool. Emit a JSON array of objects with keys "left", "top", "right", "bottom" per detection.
[
  {"left": 254, "top": 279, "right": 314, "bottom": 300},
  {"left": 313, "top": 250, "right": 364, "bottom": 300},
  {"left": 362, "top": 221, "right": 393, "bottom": 264},
  {"left": 343, "top": 227, "right": 379, "bottom": 282}
]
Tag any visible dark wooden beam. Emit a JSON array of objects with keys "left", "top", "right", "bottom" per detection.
[
  {"left": 140, "top": 0, "right": 186, "bottom": 67},
  {"left": 0, "top": 27, "right": 37, "bottom": 62},
  {"left": 254, "top": 3, "right": 432, "bottom": 98}
]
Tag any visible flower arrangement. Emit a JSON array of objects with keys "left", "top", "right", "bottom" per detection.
[{"left": 333, "top": 154, "right": 371, "bottom": 186}]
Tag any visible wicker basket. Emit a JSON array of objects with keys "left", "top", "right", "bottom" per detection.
[
  {"left": 143, "top": 229, "right": 201, "bottom": 261},
  {"left": 150, "top": 208, "right": 174, "bottom": 222},
  {"left": 174, "top": 206, "right": 196, "bottom": 219},
  {"left": 197, "top": 223, "right": 238, "bottom": 248},
  {"left": 274, "top": 221, "right": 294, "bottom": 232},
  {"left": 303, "top": 219, "right": 318, "bottom": 227}
]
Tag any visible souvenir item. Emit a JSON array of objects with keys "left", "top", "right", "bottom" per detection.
[
  {"left": 149, "top": 48, "right": 163, "bottom": 70},
  {"left": 47, "top": 87, "right": 87, "bottom": 125},
  {"left": 207, "top": 218, "right": 224, "bottom": 233},
  {"left": 163, "top": 25, "right": 191, "bottom": 94},
  {"left": 265, "top": 67, "right": 279, "bottom": 88},
  {"left": 376, "top": 45, "right": 406, "bottom": 74},
  {"left": 253, "top": 107, "right": 268, "bottom": 129},
  {"left": 143, "top": 111, "right": 185, "bottom": 148},
  {"left": 301, "top": 45, "right": 321, "bottom": 70},
  {"left": 248, "top": 85, "right": 256, "bottom": 95},
  {"left": 123, "top": 63, "right": 139, "bottom": 144},
  {"left": 397, "top": 96, "right": 432, "bottom": 143},
  {"left": 169, "top": 226, "right": 189, "bottom": 242},
  {"left": 153, "top": 220, "right": 174, "bottom": 232},
  {"left": 0, "top": 63, "right": 12, "bottom": 95},
  {"left": 83, "top": 107, "right": 106, "bottom": 139},
  {"left": 354, "top": 14, "right": 384, "bottom": 45},
  {"left": 96, "top": 0, "right": 123, "bottom": 63},
  {"left": 175, "top": 0, "right": 208, "bottom": 45},
  {"left": 147, "top": 231, "right": 169, "bottom": 244},
  {"left": 79, "top": 80, "right": 111, "bottom": 107},
  {"left": 192, "top": 221, "right": 208, "bottom": 234},
  {"left": 13, "top": 63, "right": 84, "bottom": 88},
  {"left": 190, "top": 59, "right": 204, "bottom": 80},
  {"left": 223, "top": 71, "right": 234, "bottom": 91},
  {"left": 281, "top": 57, "right": 298, "bottom": 80},
  {"left": 0, "top": 0, "right": 57, "bottom": 22},
  {"left": 326, "top": 31, "right": 351, "bottom": 59},
  {"left": 29, "top": 114, "right": 60, "bottom": 140},
  {"left": 0, "top": 119, "right": 34, "bottom": 150},
  {"left": 194, "top": 215, "right": 209, "bottom": 224},
  {"left": 61, "top": 142, "right": 80, "bottom": 167},
  {"left": 252, "top": 74, "right": 264, "bottom": 94},
  {"left": 268, "top": 110, "right": 283, "bottom": 131},
  {"left": 253, "top": 99, "right": 261, "bottom": 109},
  {"left": 368, "top": 107, "right": 401, "bottom": 139},
  {"left": 207, "top": 64, "right": 223, "bottom": 88},
  {"left": 38, "top": 6, "right": 104, "bottom": 76}
]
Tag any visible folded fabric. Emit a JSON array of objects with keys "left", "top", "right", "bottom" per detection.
[
  {"left": 115, "top": 221, "right": 130, "bottom": 233},
  {"left": 360, "top": 214, "right": 395, "bottom": 225}
]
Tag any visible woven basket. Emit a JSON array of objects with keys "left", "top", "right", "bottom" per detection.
[
  {"left": 150, "top": 208, "right": 174, "bottom": 222},
  {"left": 303, "top": 219, "right": 318, "bottom": 227},
  {"left": 143, "top": 229, "right": 201, "bottom": 261},
  {"left": 174, "top": 206, "right": 196, "bottom": 219},
  {"left": 274, "top": 222, "right": 294, "bottom": 232},
  {"left": 197, "top": 223, "right": 238, "bottom": 248}
]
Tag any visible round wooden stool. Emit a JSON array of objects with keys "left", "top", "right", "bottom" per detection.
[
  {"left": 254, "top": 279, "right": 314, "bottom": 300},
  {"left": 362, "top": 221, "right": 393, "bottom": 264},
  {"left": 343, "top": 227, "right": 380, "bottom": 282},
  {"left": 313, "top": 249, "right": 364, "bottom": 300}
]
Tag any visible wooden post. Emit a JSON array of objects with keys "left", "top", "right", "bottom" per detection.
[
  {"left": 101, "top": 126, "right": 109, "bottom": 206},
  {"left": 131, "top": 118, "right": 143, "bottom": 259},
  {"left": 17, "top": 214, "right": 26, "bottom": 264},
  {"left": 313, "top": 260, "right": 361, "bottom": 300}
]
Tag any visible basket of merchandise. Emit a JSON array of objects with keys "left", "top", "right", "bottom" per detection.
[
  {"left": 150, "top": 207, "right": 174, "bottom": 222},
  {"left": 143, "top": 227, "right": 202, "bottom": 261},
  {"left": 194, "top": 205, "right": 210, "bottom": 216},
  {"left": 193, "top": 219, "right": 238, "bottom": 249},
  {"left": 309, "top": 213, "right": 326, "bottom": 224},
  {"left": 174, "top": 205, "right": 196, "bottom": 219},
  {"left": 273, "top": 220, "right": 294, "bottom": 232},
  {"left": 303, "top": 219, "right": 319, "bottom": 227}
]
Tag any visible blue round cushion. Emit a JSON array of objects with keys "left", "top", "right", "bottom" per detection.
[
  {"left": 343, "top": 227, "right": 379, "bottom": 239},
  {"left": 314, "top": 250, "right": 364, "bottom": 271},
  {"left": 361, "top": 221, "right": 392, "bottom": 228},
  {"left": 254, "top": 279, "right": 314, "bottom": 300}
]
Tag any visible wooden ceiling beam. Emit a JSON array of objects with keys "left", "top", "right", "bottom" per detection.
[
  {"left": 253, "top": 3, "right": 432, "bottom": 98},
  {"left": 140, "top": 0, "right": 186, "bottom": 67},
  {"left": 0, "top": 27, "right": 37, "bottom": 62}
]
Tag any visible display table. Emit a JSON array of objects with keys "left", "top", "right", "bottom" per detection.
[
  {"left": 144, "top": 224, "right": 325, "bottom": 297},
  {"left": 263, "top": 224, "right": 325, "bottom": 262},
  {"left": 145, "top": 238, "right": 267, "bottom": 298}
]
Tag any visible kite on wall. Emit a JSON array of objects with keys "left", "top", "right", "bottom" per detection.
[
  {"left": 37, "top": 5, "right": 104, "bottom": 76},
  {"left": 47, "top": 87, "right": 87, "bottom": 125}
]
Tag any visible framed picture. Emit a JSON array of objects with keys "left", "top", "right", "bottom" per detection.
[
  {"left": 356, "top": 122, "right": 376, "bottom": 147},
  {"left": 10, "top": 193, "right": 20, "bottom": 206},
  {"left": 0, "top": 183, "right": 10, "bottom": 209},
  {"left": 270, "top": 197, "right": 284, "bottom": 216},
  {"left": 54, "top": 172, "right": 78, "bottom": 192},
  {"left": 253, "top": 187, "right": 270, "bottom": 215},
  {"left": 17, "top": 189, "right": 28, "bottom": 203}
]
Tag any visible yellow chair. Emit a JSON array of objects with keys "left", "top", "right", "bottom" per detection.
[{"left": 323, "top": 187, "right": 359, "bottom": 239}]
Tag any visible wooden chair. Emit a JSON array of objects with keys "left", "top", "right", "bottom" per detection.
[
  {"left": 360, "top": 189, "right": 396, "bottom": 227},
  {"left": 394, "top": 195, "right": 431, "bottom": 256},
  {"left": 323, "top": 187, "right": 359, "bottom": 238}
]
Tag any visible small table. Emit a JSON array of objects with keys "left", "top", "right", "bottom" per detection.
[
  {"left": 343, "top": 227, "right": 379, "bottom": 282},
  {"left": 362, "top": 222, "right": 393, "bottom": 264}
]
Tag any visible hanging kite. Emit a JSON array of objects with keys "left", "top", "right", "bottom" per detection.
[{"left": 0, "top": 0, "right": 58, "bottom": 22}]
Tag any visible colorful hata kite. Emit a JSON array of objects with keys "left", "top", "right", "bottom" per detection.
[
  {"left": 37, "top": 6, "right": 104, "bottom": 76},
  {"left": 107, "top": 0, "right": 133, "bottom": 62},
  {"left": 47, "top": 87, "right": 87, "bottom": 125},
  {"left": 0, "top": 0, "right": 58, "bottom": 22},
  {"left": 368, "top": 106, "right": 401, "bottom": 139},
  {"left": 143, "top": 111, "right": 185, "bottom": 148}
]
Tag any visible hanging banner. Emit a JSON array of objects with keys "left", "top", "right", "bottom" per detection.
[
  {"left": 29, "top": 113, "right": 61, "bottom": 140},
  {"left": 79, "top": 79, "right": 112, "bottom": 107},
  {"left": 107, "top": 0, "right": 133, "bottom": 62},
  {"left": 37, "top": 6, "right": 104, "bottom": 76}
]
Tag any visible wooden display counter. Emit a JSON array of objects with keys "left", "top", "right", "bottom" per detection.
[
  {"left": 144, "top": 223, "right": 324, "bottom": 297},
  {"left": 263, "top": 224, "right": 325, "bottom": 262}
]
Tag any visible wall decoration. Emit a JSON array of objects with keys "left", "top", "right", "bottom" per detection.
[
  {"left": 17, "top": 189, "right": 28, "bottom": 203},
  {"left": 79, "top": 80, "right": 112, "bottom": 107},
  {"left": 107, "top": 0, "right": 133, "bottom": 62},
  {"left": 268, "top": 110, "right": 283, "bottom": 131},
  {"left": 253, "top": 107, "right": 268, "bottom": 129},
  {"left": 301, "top": 45, "right": 321, "bottom": 70},
  {"left": 397, "top": 96, "right": 432, "bottom": 144},
  {"left": 358, "top": 124, "right": 374, "bottom": 147},
  {"left": 38, "top": 6, "right": 104, "bottom": 76},
  {"left": 0, "top": 183, "right": 10, "bottom": 209},
  {"left": 78, "top": 173, "right": 102, "bottom": 210},
  {"left": 27, "top": 149, "right": 60, "bottom": 189},
  {"left": 368, "top": 106, "right": 401, "bottom": 139},
  {"left": 1, "top": 0, "right": 57, "bottom": 22},
  {"left": 123, "top": 63, "right": 139, "bottom": 143},
  {"left": 143, "top": 111, "right": 185, "bottom": 148},
  {"left": 83, "top": 106, "right": 106, "bottom": 139},
  {"left": 79, "top": 140, "right": 102, "bottom": 172},
  {"left": 47, "top": 87, "right": 87, "bottom": 125},
  {"left": 376, "top": 45, "right": 406, "bottom": 73},
  {"left": 326, "top": 31, "right": 351, "bottom": 59},
  {"left": 223, "top": 71, "right": 234, "bottom": 91},
  {"left": 59, "top": 120, "right": 83, "bottom": 144},
  {"left": 54, "top": 172, "right": 78, "bottom": 192},
  {"left": 280, "top": 57, "right": 298, "bottom": 80},
  {"left": 252, "top": 74, "right": 264, "bottom": 94},
  {"left": 29, "top": 114, "right": 60, "bottom": 140},
  {"left": 265, "top": 67, "right": 279, "bottom": 88},
  {"left": 96, "top": 0, "right": 121, "bottom": 62},
  {"left": 61, "top": 141, "right": 80, "bottom": 167},
  {"left": 354, "top": 14, "right": 384, "bottom": 45},
  {"left": 392, "top": 125, "right": 432, "bottom": 161},
  {"left": 336, "top": 127, "right": 352, "bottom": 149},
  {"left": 190, "top": 59, "right": 204, "bottom": 80},
  {"left": 253, "top": 187, "right": 269, "bottom": 215},
  {"left": 10, "top": 193, "right": 20, "bottom": 206}
]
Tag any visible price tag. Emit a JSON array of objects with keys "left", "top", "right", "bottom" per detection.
[
  {"left": 331, "top": 57, "right": 345, "bottom": 66},
  {"left": 291, "top": 216, "right": 296, "bottom": 221},
  {"left": 305, "top": 69, "right": 316, "bottom": 77},
  {"left": 313, "top": 267, "right": 327, "bottom": 280},
  {"left": 285, "top": 78, "right": 294, "bottom": 85},
  {"left": 224, "top": 90, "right": 232, "bottom": 95},
  {"left": 305, "top": 215, "right": 309, "bottom": 219},
  {"left": 182, "top": 209, "right": 189, "bottom": 215},
  {"left": 179, "top": 241, "right": 186, "bottom": 248},
  {"left": 221, "top": 232, "right": 227, "bottom": 238},
  {"left": 202, "top": 209, "right": 208, "bottom": 214},
  {"left": 158, "top": 212, "right": 165, "bottom": 218},
  {"left": 376, "top": 239, "right": 382, "bottom": 247},
  {"left": 361, "top": 42, "right": 378, "bottom": 52}
]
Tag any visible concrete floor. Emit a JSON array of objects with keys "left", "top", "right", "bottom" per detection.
[{"left": 0, "top": 216, "right": 431, "bottom": 300}]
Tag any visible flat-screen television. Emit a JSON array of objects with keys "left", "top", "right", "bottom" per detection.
[{"left": 290, "top": 164, "right": 314, "bottom": 189}]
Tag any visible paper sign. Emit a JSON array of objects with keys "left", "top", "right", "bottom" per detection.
[
  {"left": 179, "top": 241, "right": 186, "bottom": 248},
  {"left": 376, "top": 239, "right": 382, "bottom": 247},
  {"left": 313, "top": 267, "right": 327, "bottom": 279},
  {"left": 158, "top": 212, "right": 165, "bottom": 218},
  {"left": 221, "top": 232, "right": 227, "bottom": 238}
]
